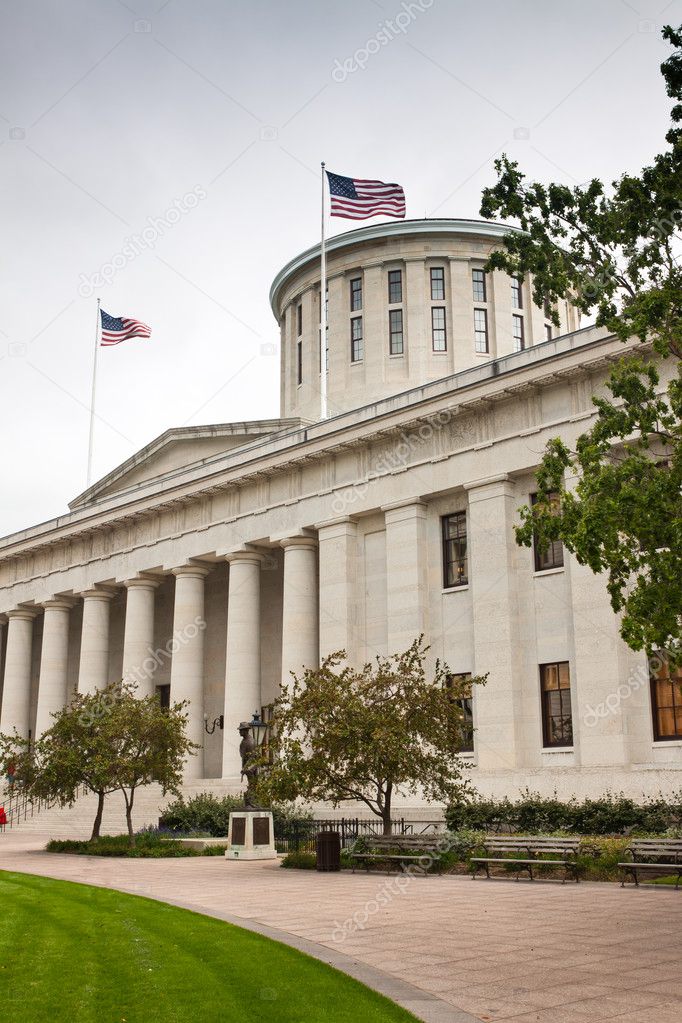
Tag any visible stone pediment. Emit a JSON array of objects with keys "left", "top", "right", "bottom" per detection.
[{"left": 69, "top": 418, "right": 301, "bottom": 509}]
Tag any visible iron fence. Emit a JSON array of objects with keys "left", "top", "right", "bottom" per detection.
[{"left": 275, "top": 817, "right": 446, "bottom": 853}]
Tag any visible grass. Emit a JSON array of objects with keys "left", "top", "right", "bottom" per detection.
[
  {"left": 45, "top": 832, "right": 227, "bottom": 857},
  {"left": 0, "top": 872, "right": 419, "bottom": 1023}
]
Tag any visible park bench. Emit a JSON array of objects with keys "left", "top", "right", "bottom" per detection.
[
  {"left": 618, "top": 839, "right": 682, "bottom": 889},
  {"left": 470, "top": 836, "right": 590, "bottom": 883},
  {"left": 349, "top": 834, "right": 446, "bottom": 874}
]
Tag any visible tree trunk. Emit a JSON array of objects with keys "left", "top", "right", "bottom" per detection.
[
  {"left": 124, "top": 789, "right": 135, "bottom": 846},
  {"left": 90, "top": 790, "right": 105, "bottom": 841},
  {"left": 382, "top": 783, "right": 393, "bottom": 836}
]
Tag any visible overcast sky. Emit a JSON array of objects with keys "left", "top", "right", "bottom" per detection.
[{"left": 0, "top": 0, "right": 678, "bottom": 537}]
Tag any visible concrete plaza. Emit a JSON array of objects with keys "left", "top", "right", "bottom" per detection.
[{"left": 1, "top": 832, "right": 680, "bottom": 1023}]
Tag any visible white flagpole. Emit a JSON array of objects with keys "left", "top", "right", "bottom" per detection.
[
  {"left": 320, "top": 161, "right": 328, "bottom": 421},
  {"left": 86, "top": 298, "right": 101, "bottom": 486}
]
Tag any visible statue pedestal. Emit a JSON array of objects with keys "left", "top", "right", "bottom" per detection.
[{"left": 225, "top": 810, "right": 278, "bottom": 860}]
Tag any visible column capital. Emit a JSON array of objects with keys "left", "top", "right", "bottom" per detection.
[
  {"left": 41, "top": 598, "right": 75, "bottom": 612},
  {"left": 463, "top": 473, "right": 513, "bottom": 497},
  {"left": 224, "top": 546, "right": 266, "bottom": 566},
  {"left": 315, "top": 515, "right": 358, "bottom": 533},
  {"left": 81, "top": 586, "right": 117, "bottom": 602},
  {"left": 172, "top": 563, "right": 211, "bottom": 579},
  {"left": 381, "top": 498, "right": 428, "bottom": 523},
  {"left": 6, "top": 607, "right": 38, "bottom": 621},
  {"left": 280, "top": 535, "right": 318, "bottom": 552},
  {"left": 123, "top": 574, "right": 162, "bottom": 590}
]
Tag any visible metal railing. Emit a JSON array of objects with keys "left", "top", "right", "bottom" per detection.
[
  {"left": 1, "top": 784, "right": 83, "bottom": 831},
  {"left": 275, "top": 817, "right": 446, "bottom": 853}
]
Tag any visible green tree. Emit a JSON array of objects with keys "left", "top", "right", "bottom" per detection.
[
  {"left": 255, "top": 639, "right": 484, "bottom": 834},
  {"left": 1, "top": 683, "right": 197, "bottom": 843},
  {"left": 479, "top": 24, "right": 682, "bottom": 660}
]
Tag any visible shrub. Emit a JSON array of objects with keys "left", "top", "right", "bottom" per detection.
[
  {"left": 446, "top": 790, "right": 682, "bottom": 836},
  {"left": 46, "top": 832, "right": 227, "bottom": 858},
  {"left": 281, "top": 850, "right": 317, "bottom": 869},
  {"left": 159, "top": 793, "right": 313, "bottom": 840}
]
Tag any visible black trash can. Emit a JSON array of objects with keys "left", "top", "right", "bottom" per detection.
[{"left": 316, "top": 830, "right": 341, "bottom": 871}]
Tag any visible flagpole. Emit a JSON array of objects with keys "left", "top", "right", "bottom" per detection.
[
  {"left": 320, "top": 161, "right": 328, "bottom": 421},
  {"left": 86, "top": 298, "right": 101, "bottom": 487}
]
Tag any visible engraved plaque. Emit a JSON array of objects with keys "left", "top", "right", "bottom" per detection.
[
  {"left": 231, "top": 817, "right": 246, "bottom": 845},
  {"left": 253, "top": 816, "right": 270, "bottom": 846}
]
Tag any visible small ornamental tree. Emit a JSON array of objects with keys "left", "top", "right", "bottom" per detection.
[
  {"left": 0, "top": 683, "right": 198, "bottom": 843},
  {"left": 479, "top": 24, "right": 682, "bottom": 661},
  {"left": 255, "top": 638, "right": 485, "bottom": 834}
]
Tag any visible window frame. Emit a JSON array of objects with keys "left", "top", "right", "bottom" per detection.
[
  {"left": 442, "top": 511, "right": 468, "bottom": 588},
  {"left": 474, "top": 307, "right": 489, "bottom": 353},
  {"left": 511, "top": 276, "right": 523, "bottom": 310},
  {"left": 350, "top": 277, "right": 362, "bottom": 312},
  {"left": 650, "top": 656, "right": 682, "bottom": 741},
  {"left": 296, "top": 338, "right": 303, "bottom": 385},
  {"left": 530, "top": 492, "right": 564, "bottom": 572},
  {"left": 540, "top": 661, "right": 574, "bottom": 749},
  {"left": 350, "top": 315, "right": 363, "bottom": 363},
  {"left": 431, "top": 306, "right": 447, "bottom": 352},
  {"left": 512, "top": 313, "right": 525, "bottom": 352},
  {"left": 389, "top": 308, "right": 404, "bottom": 355},
  {"left": 445, "top": 672, "right": 474, "bottom": 753},
  {"left": 430, "top": 266, "right": 445, "bottom": 301},
  {"left": 296, "top": 303, "right": 302, "bottom": 337},
  {"left": 388, "top": 269, "right": 403, "bottom": 305},
  {"left": 472, "top": 268, "right": 487, "bottom": 303}
]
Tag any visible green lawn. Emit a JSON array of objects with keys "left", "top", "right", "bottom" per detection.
[{"left": 0, "top": 872, "right": 418, "bottom": 1023}]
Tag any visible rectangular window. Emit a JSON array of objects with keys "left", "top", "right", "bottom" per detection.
[
  {"left": 350, "top": 316, "right": 363, "bottom": 363},
  {"left": 442, "top": 511, "right": 468, "bottom": 587},
  {"left": 388, "top": 269, "right": 402, "bottom": 304},
  {"left": 389, "top": 309, "right": 404, "bottom": 355},
  {"left": 446, "top": 673, "right": 474, "bottom": 753},
  {"left": 531, "top": 492, "right": 564, "bottom": 571},
  {"left": 430, "top": 267, "right": 445, "bottom": 301},
  {"left": 431, "top": 307, "right": 447, "bottom": 352},
  {"left": 540, "top": 662, "right": 573, "bottom": 748},
  {"left": 512, "top": 314, "right": 525, "bottom": 352},
  {"left": 156, "top": 684, "right": 170, "bottom": 711},
  {"left": 297, "top": 338, "right": 303, "bottom": 385},
  {"left": 511, "top": 277, "right": 523, "bottom": 309},
  {"left": 296, "top": 303, "right": 302, "bottom": 337},
  {"left": 651, "top": 656, "right": 682, "bottom": 741},
  {"left": 472, "top": 268, "right": 486, "bottom": 302},
  {"left": 350, "top": 277, "right": 362, "bottom": 312},
  {"left": 474, "top": 307, "right": 489, "bottom": 353},
  {"left": 545, "top": 323, "right": 553, "bottom": 342}
]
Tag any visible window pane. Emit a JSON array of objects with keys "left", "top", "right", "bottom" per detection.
[
  {"left": 389, "top": 309, "right": 404, "bottom": 354},
  {"left": 430, "top": 267, "right": 445, "bottom": 301},
  {"left": 513, "top": 314, "right": 525, "bottom": 352},
  {"left": 511, "top": 277, "right": 523, "bottom": 309},
  {"left": 350, "top": 316, "right": 363, "bottom": 362},
  {"left": 442, "top": 512, "right": 467, "bottom": 586},
  {"left": 545, "top": 323, "right": 553, "bottom": 341},
  {"left": 296, "top": 304, "right": 302, "bottom": 337},
  {"left": 531, "top": 492, "right": 564, "bottom": 571},
  {"left": 472, "top": 269, "right": 486, "bottom": 302},
  {"left": 474, "top": 307, "right": 488, "bottom": 353},
  {"left": 541, "top": 662, "right": 573, "bottom": 747},
  {"left": 651, "top": 658, "right": 682, "bottom": 739},
  {"left": 388, "top": 270, "right": 402, "bottom": 304},
  {"left": 431, "top": 307, "right": 446, "bottom": 351},
  {"left": 350, "top": 278, "right": 362, "bottom": 311}
]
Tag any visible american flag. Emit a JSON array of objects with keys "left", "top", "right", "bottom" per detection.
[
  {"left": 326, "top": 171, "right": 405, "bottom": 220},
  {"left": 100, "top": 309, "right": 151, "bottom": 347}
]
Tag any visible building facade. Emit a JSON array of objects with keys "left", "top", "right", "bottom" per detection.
[{"left": 0, "top": 219, "right": 679, "bottom": 810}]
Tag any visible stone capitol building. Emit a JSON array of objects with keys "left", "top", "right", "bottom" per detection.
[{"left": 1, "top": 219, "right": 680, "bottom": 822}]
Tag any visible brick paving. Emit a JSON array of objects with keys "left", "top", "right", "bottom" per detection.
[{"left": 1, "top": 833, "right": 680, "bottom": 1022}]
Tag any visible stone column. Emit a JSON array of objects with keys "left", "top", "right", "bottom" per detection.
[
  {"left": 35, "top": 600, "right": 72, "bottom": 736},
  {"left": 0, "top": 609, "right": 37, "bottom": 737},
  {"left": 317, "top": 517, "right": 359, "bottom": 663},
  {"left": 281, "top": 536, "right": 318, "bottom": 687},
  {"left": 465, "top": 475, "right": 523, "bottom": 769},
  {"left": 77, "top": 588, "right": 115, "bottom": 694},
  {"left": 169, "top": 565, "right": 209, "bottom": 780},
  {"left": 223, "top": 550, "right": 263, "bottom": 779},
  {"left": 121, "top": 577, "right": 160, "bottom": 695},
  {"left": 383, "top": 499, "right": 428, "bottom": 652}
]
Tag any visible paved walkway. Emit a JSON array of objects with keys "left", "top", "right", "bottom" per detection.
[{"left": 1, "top": 833, "right": 680, "bottom": 1023}]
